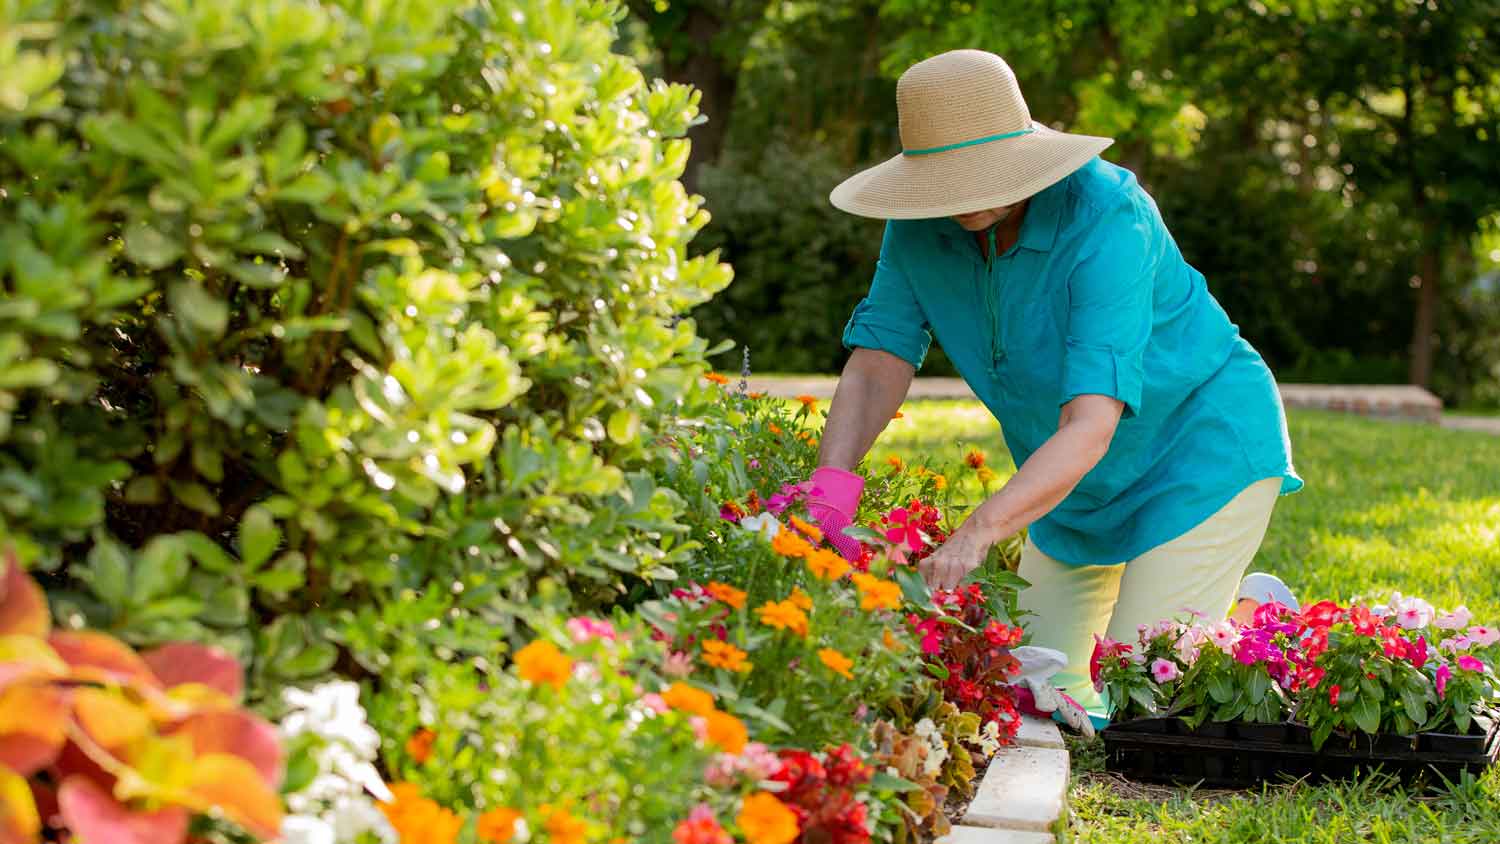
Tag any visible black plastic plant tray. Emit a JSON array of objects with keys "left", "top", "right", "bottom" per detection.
[{"left": 1101, "top": 716, "right": 1499, "bottom": 788}]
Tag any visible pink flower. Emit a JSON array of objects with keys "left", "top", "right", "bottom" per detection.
[
  {"left": 1457, "top": 655, "right": 1485, "bottom": 672},
  {"left": 566, "top": 616, "right": 619, "bottom": 643},
  {"left": 663, "top": 650, "right": 695, "bottom": 677},
  {"left": 1391, "top": 594, "right": 1434, "bottom": 630},
  {"left": 1206, "top": 621, "right": 1240, "bottom": 654},
  {"left": 1150, "top": 658, "right": 1181, "bottom": 683},
  {"left": 882, "top": 507, "right": 925, "bottom": 550},
  {"left": 1466, "top": 625, "right": 1500, "bottom": 647},
  {"left": 1441, "top": 635, "right": 1472, "bottom": 653},
  {"left": 641, "top": 693, "right": 670, "bottom": 715},
  {"left": 1434, "top": 606, "right": 1473, "bottom": 630},
  {"left": 1436, "top": 664, "right": 1452, "bottom": 698}
]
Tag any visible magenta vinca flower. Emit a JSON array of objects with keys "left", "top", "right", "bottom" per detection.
[{"left": 1457, "top": 654, "right": 1485, "bottom": 672}]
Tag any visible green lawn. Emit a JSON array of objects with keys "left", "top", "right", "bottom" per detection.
[{"left": 870, "top": 402, "right": 1500, "bottom": 843}]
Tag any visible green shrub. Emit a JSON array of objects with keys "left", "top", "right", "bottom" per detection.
[{"left": 0, "top": 0, "right": 729, "bottom": 696}]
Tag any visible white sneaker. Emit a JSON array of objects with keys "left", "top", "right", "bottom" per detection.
[{"left": 1238, "top": 572, "right": 1300, "bottom": 611}]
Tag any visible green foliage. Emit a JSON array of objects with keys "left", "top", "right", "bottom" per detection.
[{"left": 0, "top": 0, "right": 730, "bottom": 697}]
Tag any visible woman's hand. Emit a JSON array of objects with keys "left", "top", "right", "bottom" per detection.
[{"left": 919, "top": 529, "right": 992, "bottom": 591}]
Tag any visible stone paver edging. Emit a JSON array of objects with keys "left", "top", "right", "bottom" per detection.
[{"left": 937, "top": 716, "right": 1070, "bottom": 844}]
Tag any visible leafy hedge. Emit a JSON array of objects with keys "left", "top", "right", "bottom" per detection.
[{"left": 0, "top": 0, "right": 728, "bottom": 696}]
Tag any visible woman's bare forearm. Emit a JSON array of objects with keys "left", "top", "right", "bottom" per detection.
[{"left": 817, "top": 348, "right": 915, "bottom": 471}]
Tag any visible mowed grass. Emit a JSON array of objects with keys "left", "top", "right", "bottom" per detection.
[{"left": 866, "top": 401, "right": 1500, "bottom": 843}]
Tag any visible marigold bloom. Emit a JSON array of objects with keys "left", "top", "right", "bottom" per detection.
[
  {"left": 976, "top": 466, "right": 998, "bottom": 484},
  {"left": 704, "top": 372, "right": 730, "bottom": 385},
  {"left": 662, "top": 682, "right": 716, "bottom": 717},
  {"left": 705, "top": 709, "right": 749, "bottom": 754},
  {"left": 892, "top": 411, "right": 904, "bottom": 419},
  {"left": 795, "top": 394, "right": 818, "bottom": 409},
  {"left": 756, "top": 599, "right": 810, "bottom": 636},
  {"left": 380, "top": 783, "right": 464, "bottom": 844},
  {"left": 883, "top": 628, "right": 905, "bottom": 651},
  {"left": 748, "top": 391, "right": 766, "bottom": 399},
  {"left": 702, "top": 639, "right": 751, "bottom": 673},
  {"left": 771, "top": 528, "right": 814, "bottom": 559},
  {"left": 768, "top": 423, "right": 783, "bottom": 435},
  {"left": 965, "top": 449, "right": 987, "bottom": 469},
  {"left": 818, "top": 647, "right": 855, "bottom": 679},
  {"left": 543, "top": 805, "right": 587, "bottom": 844},
  {"left": 932, "top": 474, "right": 948, "bottom": 490},
  {"left": 885, "top": 455, "right": 903, "bottom": 470},
  {"left": 788, "top": 587, "right": 814, "bottom": 612},
  {"left": 806, "top": 548, "right": 852, "bottom": 581},
  {"left": 477, "top": 807, "right": 523, "bottom": 843},
  {"left": 405, "top": 728, "right": 436, "bottom": 764},
  {"left": 737, "top": 792, "right": 799, "bottom": 844},
  {"left": 788, "top": 514, "right": 824, "bottom": 543},
  {"left": 515, "top": 639, "right": 572, "bottom": 689},
  {"left": 851, "top": 573, "right": 901, "bottom": 611},
  {"left": 706, "top": 581, "right": 747, "bottom": 609}
]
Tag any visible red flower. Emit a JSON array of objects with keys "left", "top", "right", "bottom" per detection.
[
  {"left": 673, "top": 805, "right": 732, "bottom": 844},
  {"left": 1380, "top": 626, "right": 1410, "bottom": 660},
  {"left": 771, "top": 749, "right": 827, "bottom": 804},
  {"left": 1301, "top": 628, "right": 1330, "bottom": 661},
  {"left": 823, "top": 744, "right": 872, "bottom": 788},
  {"left": 1329, "top": 684, "right": 1342, "bottom": 707},
  {"left": 882, "top": 507, "right": 925, "bottom": 550},
  {"left": 1411, "top": 636, "right": 1428, "bottom": 670},
  {"left": 1300, "top": 600, "right": 1345, "bottom": 629},
  {"left": 1349, "top": 605, "right": 1379, "bottom": 636}
]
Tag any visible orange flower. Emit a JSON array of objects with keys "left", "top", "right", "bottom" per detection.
[
  {"left": 515, "top": 639, "right": 572, "bottom": 689},
  {"left": 883, "top": 628, "right": 905, "bottom": 652},
  {"left": 721, "top": 500, "right": 746, "bottom": 520},
  {"left": 976, "top": 466, "right": 998, "bottom": 485},
  {"left": 965, "top": 449, "right": 987, "bottom": 469},
  {"left": 798, "top": 431, "right": 816, "bottom": 444},
  {"left": 706, "top": 581, "right": 747, "bottom": 609},
  {"left": 885, "top": 455, "right": 903, "bottom": 471},
  {"left": 818, "top": 648, "right": 854, "bottom": 680},
  {"left": 892, "top": 411, "right": 904, "bottom": 419},
  {"left": 477, "top": 807, "right": 523, "bottom": 843},
  {"left": 405, "top": 728, "right": 436, "bottom": 764},
  {"left": 851, "top": 573, "right": 901, "bottom": 611},
  {"left": 771, "top": 529, "right": 814, "bottom": 559},
  {"left": 932, "top": 474, "right": 947, "bottom": 490},
  {"left": 768, "top": 423, "right": 783, "bottom": 436},
  {"left": 755, "top": 599, "right": 809, "bottom": 637},
  {"left": 806, "top": 548, "right": 851, "bottom": 582},
  {"left": 701, "top": 639, "right": 751, "bottom": 673},
  {"left": 705, "top": 709, "right": 748, "bottom": 754},
  {"left": 380, "top": 782, "right": 465, "bottom": 844},
  {"left": 795, "top": 394, "right": 818, "bottom": 410},
  {"left": 737, "top": 792, "right": 799, "bottom": 844},
  {"left": 661, "top": 682, "right": 716, "bottom": 717},
  {"left": 704, "top": 372, "right": 730, "bottom": 385},
  {"left": 543, "top": 805, "right": 588, "bottom": 844},
  {"left": 749, "top": 391, "right": 766, "bottom": 399},
  {"left": 789, "top": 515, "right": 823, "bottom": 543},
  {"left": 788, "top": 586, "right": 814, "bottom": 611}
]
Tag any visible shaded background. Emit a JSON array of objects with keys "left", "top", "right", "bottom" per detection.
[{"left": 621, "top": 0, "right": 1500, "bottom": 407}]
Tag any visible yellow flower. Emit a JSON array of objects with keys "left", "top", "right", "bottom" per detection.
[
  {"left": 661, "top": 682, "right": 716, "bottom": 717},
  {"left": 788, "top": 586, "right": 814, "bottom": 611},
  {"left": 706, "top": 709, "right": 749, "bottom": 754},
  {"left": 704, "top": 372, "right": 730, "bottom": 385},
  {"left": 477, "top": 808, "right": 523, "bottom": 843},
  {"left": 851, "top": 573, "right": 901, "bottom": 612},
  {"left": 806, "top": 548, "right": 852, "bottom": 582},
  {"left": 976, "top": 466, "right": 998, "bottom": 485},
  {"left": 737, "top": 792, "right": 799, "bottom": 844},
  {"left": 885, "top": 455, "right": 903, "bottom": 471},
  {"left": 542, "top": 805, "right": 588, "bottom": 844},
  {"left": 702, "top": 639, "right": 751, "bottom": 674},
  {"left": 965, "top": 449, "right": 987, "bottom": 469},
  {"left": 771, "top": 528, "right": 814, "bottom": 559},
  {"left": 706, "top": 581, "right": 747, "bottom": 609},
  {"left": 515, "top": 640, "right": 572, "bottom": 689},
  {"left": 795, "top": 394, "right": 818, "bottom": 410},
  {"left": 932, "top": 473, "right": 947, "bottom": 490},
  {"left": 818, "top": 648, "right": 855, "bottom": 680},
  {"left": 788, "top": 515, "right": 823, "bottom": 543},
  {"left": 756, "top": 599, "right": 809, "bottom": 637}
]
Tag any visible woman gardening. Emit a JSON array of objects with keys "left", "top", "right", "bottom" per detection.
[{"left": 802, "top": 50, "right": 1304, "bottom": 729}]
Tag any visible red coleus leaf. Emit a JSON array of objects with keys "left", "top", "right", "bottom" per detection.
[
  {"left": 47, "top": 633, "right": 160, "bottom": 690},
  {"left": 0, "top": 553, "right": 49, "bottom": 639},
  {"left": 57, "top": 777, "right": 190, "bottom": 844},
  {"left": 141, "top": 643, "right": 243, "bottom": 701}
]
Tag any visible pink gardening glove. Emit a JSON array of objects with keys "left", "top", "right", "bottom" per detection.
[{"left": 806, "top": 466, "right": 865, "bottom": 561}]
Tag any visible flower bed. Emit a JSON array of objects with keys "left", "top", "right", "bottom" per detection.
[{"left": 1094, "top": 596, "right": 1500, "bottom": 786}]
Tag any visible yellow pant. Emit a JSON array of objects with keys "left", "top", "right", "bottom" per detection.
[{"left": 1016, "top": 478, "right": 1282, "bottom": 717}]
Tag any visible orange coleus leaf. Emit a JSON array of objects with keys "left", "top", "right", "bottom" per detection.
[
  {"left": 140, "top": 643, "right": 243, "bottom": 701},
  {"left": 183, "top": 753, "right": 284, "bottom": 839},
  {"left": 48, "top": 633, "right": 160, "bottom": 691},
  {"left": 0, "top": 763, "right": 40, "bottom": 844},
  {"left": 166, "top": 711, "right": 283, "bottom": 788},
  {"left": 0, "top": 554, "right": 49, "bottom": 639},
  {"left": 0, "top": 683, "right": 68, "bottom": 775},
  {"left": 57, "top": 776, "right": 189, "bottom": 844},
  {"left": 74, "top": 688, "right": 153, "bottom": 752},
  {"left": 0, "top": 635, "right": 66, "bottom": 696}
]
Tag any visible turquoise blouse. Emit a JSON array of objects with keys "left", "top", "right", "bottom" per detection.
[{"left": 843, "top": 157, "right": 1302, "bottom": 566}]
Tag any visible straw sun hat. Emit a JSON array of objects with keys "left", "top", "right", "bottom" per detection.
[{"left": 830, "top": 50, "right": 1114, "bottom": 220}]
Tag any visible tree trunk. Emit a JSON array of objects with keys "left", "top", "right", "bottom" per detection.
[
  {"left": 1408, "top": 230, "right": 1441, "bottom": 388},
  {"left": 661, "top": 6, "right": 736, "bottom": 195}
]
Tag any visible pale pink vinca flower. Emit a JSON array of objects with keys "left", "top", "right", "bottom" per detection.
[
  {"left": 1466, "top": 625, "right": 1500, "bottom": 648},
  {"left": 1434, "top": 606, "right": 1473, "bottom": 631},
  {"left": 1206, "top": 621, "right": 1240, "bottom": 654},
  {"left": 1391, "top": 594, "right": 1435, "bottom": 630},
  {"left": 1150, "top": 658, "right": 1181, "bottom": 684}
]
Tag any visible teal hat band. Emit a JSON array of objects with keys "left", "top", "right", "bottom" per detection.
[{"left": 903, "top": 126, "right": 1036, "bottom": 157}]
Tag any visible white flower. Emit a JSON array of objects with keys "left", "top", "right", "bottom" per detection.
[
  {"left": 330, "top": 796, "right": 397, "bottom": 844},
  {"left": 281, "top": 816, "right": 336, "bottom": 844},
  {"left": 1435, "top": 606, "right": 1473, "bottom": 630},
  {"left": 1391, "top": 593, "right": 1434, "bottom": 630},
  {"left": 739, "top": 512, "right": 782, "bottom": 541},
  {"left": 912, "top": 718, "right": 938, "bottom": 740},
  {"left": 278, "top": 682, "right": 398, "bottom": 844},
  {"left": 973, "top": 719, "right": 1003, "bottom": 756}
]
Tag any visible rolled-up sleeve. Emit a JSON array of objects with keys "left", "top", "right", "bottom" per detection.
[
  {"left": 842, "top": 222, "right": 933, "bottom": 369},
  {"left": 1061, "top": 193, "right": 1158, "bottom": 418}
]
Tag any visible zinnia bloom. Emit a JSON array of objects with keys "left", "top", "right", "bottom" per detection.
[
  {"left": 661, "top": 682, "right": 716, "bottom": 717},
  {"left": 405, "top": 728, "right": 436, "bottom": 764},
  {"left": 515, "top": 639, "right": 572, "bottom": 689},
  {"left": 818, "top": 648, "right": 855, "bottom": 680},
  {"left": 704, "top": 372, "right": 730, "bottom": 385},
  {"left": 756, "top": 599, "right": 810, "bottom": 636},
  {"left": 477, "top": 808, "right": 523, "bottom": 843},
  {"left": 771, "top": 529, "right": 815, "bottom": 559},
  {"left": 850, "top": 573, "right": 901, "bottom": 612},
  {"left": 885, "top": 455, "right": 903, "bottom": 471},
  {"left": 788, "top": 587, "right": 814, "bottom": 611},
  {"left": 737, "top": 793, "right": 799, "bottom": 844},
  {"left": 965, "top": 449, "right": 986, "bottom": 468},
  {"left": 795, "top": 394, "right": 818, "bottom": 409},
  {"left": 706, "top": 581, "right": 748, "bottom": 609},
  {"left": 976, "top": 466, "right": 998, "bottom": 484},
  {"left": 706, "top": 710, "right": 749, "bottom": 754},
  {"left": 806, "top": 548, "right": 852, "bottom": 581},
  {"left": 789, "top": 514, "right": 824, "bottom": 543},
  {"left": 1150, "top": 658, "right": 1181, "bottom": 683},
  {"left": 380, "top": 783, "right": 464, "bottom": 844},
  {"left": 543, "top": 806, "right": 587, "bottom": 844},
  {"left": 768, "top": 423, "right": 783, "bottom": 435},
  {"left": 932, "top": 474, "right": 947, "bottom": 490},
  {"left": 673, "top": 805, "right": 732, "bottom": 844},
  {"left": 702, "top": 639, "right": 751, "bottom": 674}
]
